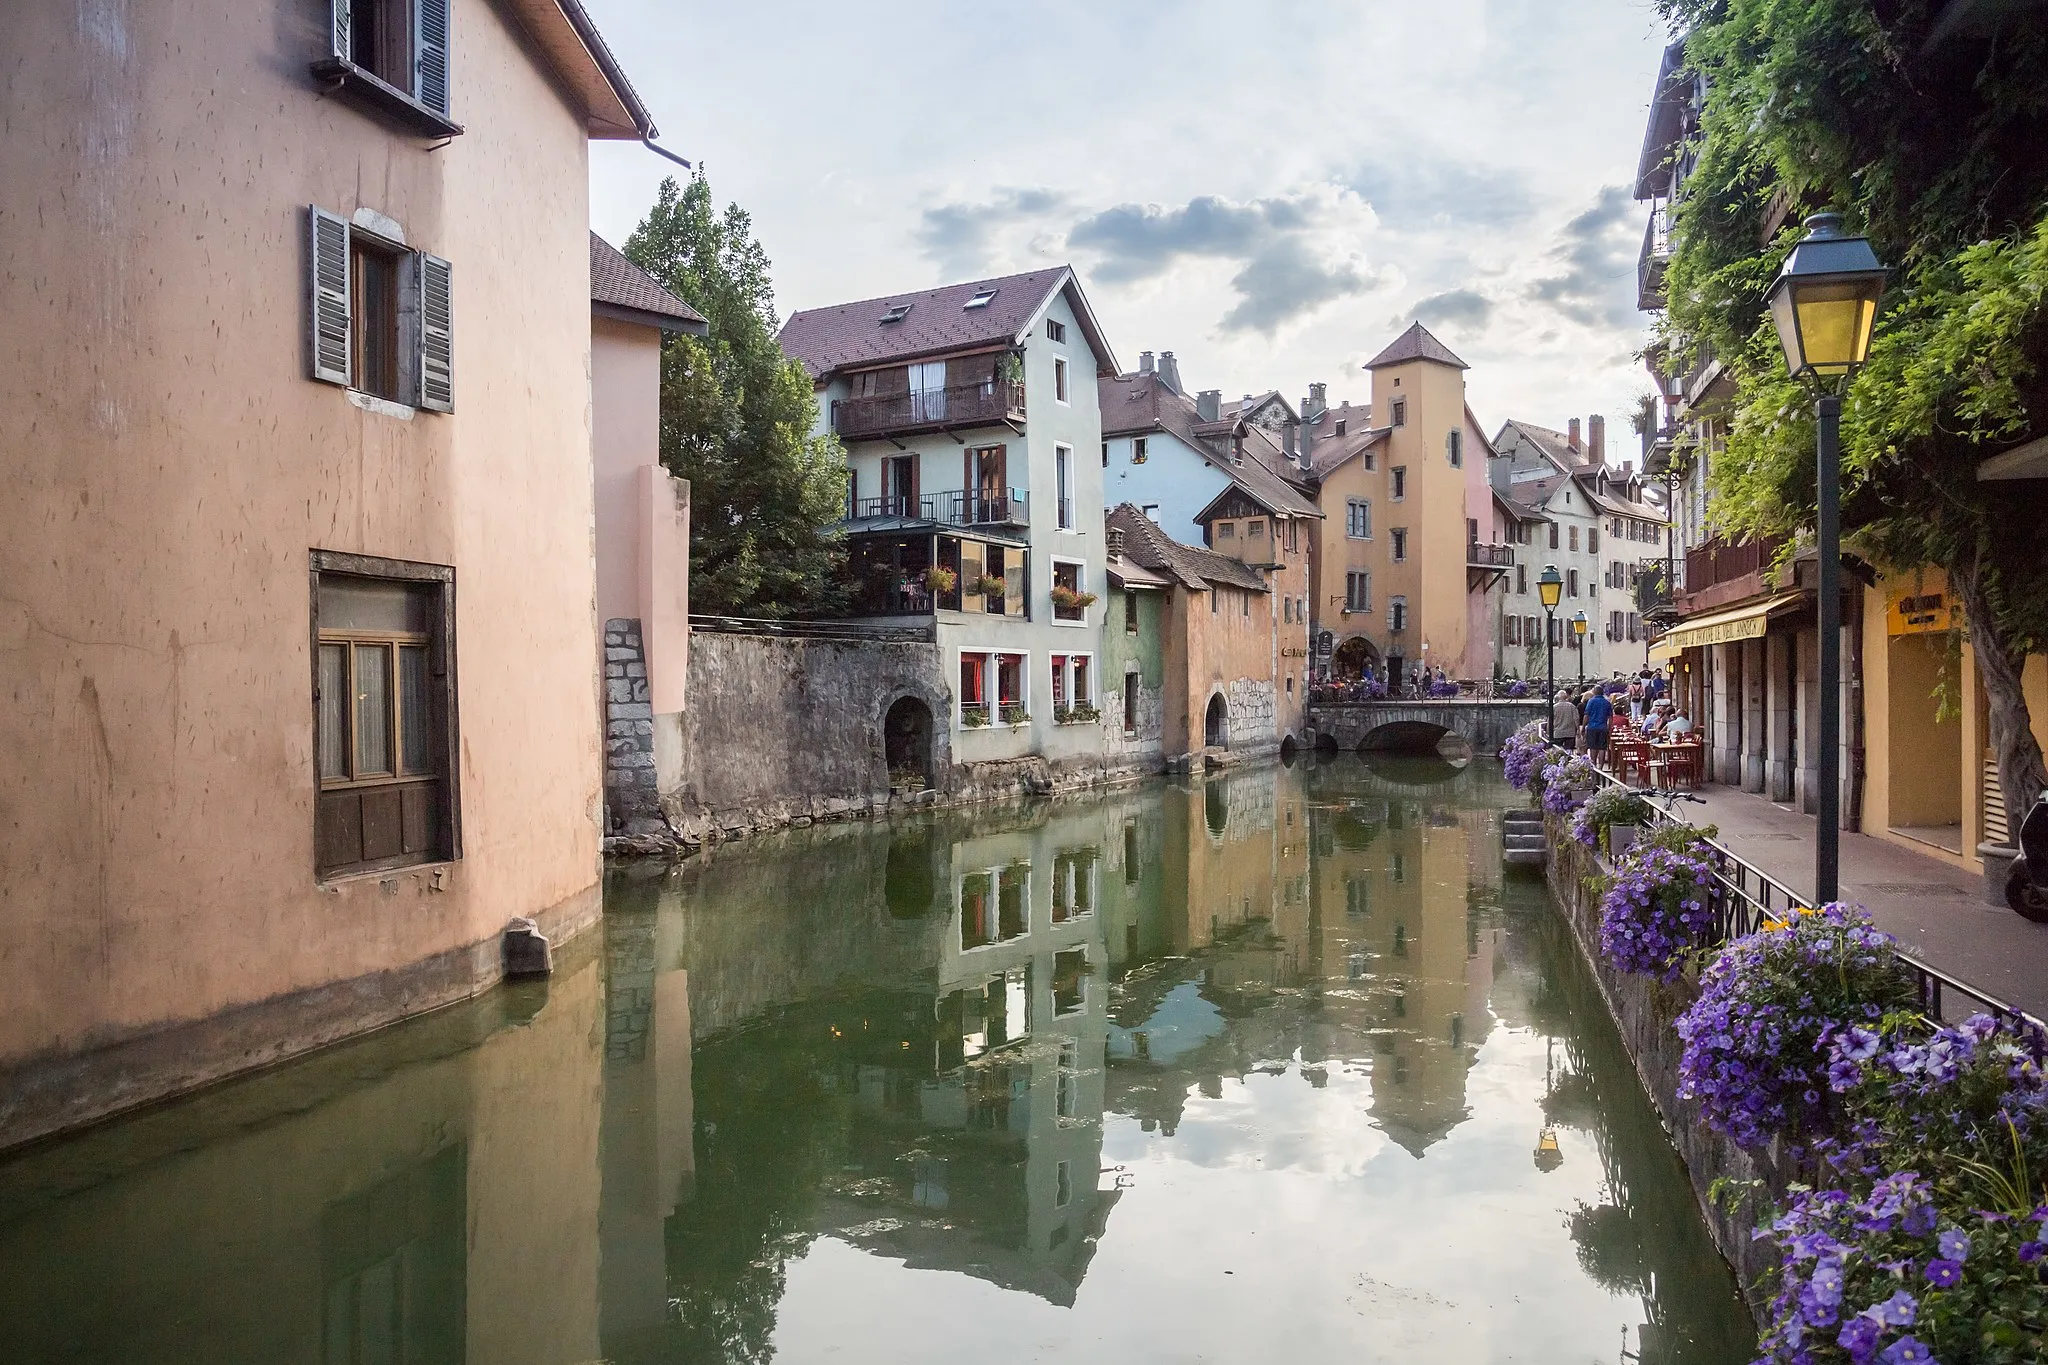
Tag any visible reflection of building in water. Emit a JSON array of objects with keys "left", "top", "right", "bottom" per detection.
[
  {"left": 1305, "top": 761, "right": 1505, "bottom": 1155},
  {"left": 0, "top": 953, "right": 608, "bottom": 1365}
]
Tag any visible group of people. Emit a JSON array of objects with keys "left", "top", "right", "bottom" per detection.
[{"left": 1550, "top": 668, "right": 1692, "bottom": 768}]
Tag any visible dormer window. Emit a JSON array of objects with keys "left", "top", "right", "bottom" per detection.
[
  {"left": 963, "top": 288, "right": 998, "bottom": 310},
  {"left": 1335, "top": 419, "right": 1347, "bottom": 437},
  {"left": 880, "top": 303, "right": 913, "bottom": 324}
]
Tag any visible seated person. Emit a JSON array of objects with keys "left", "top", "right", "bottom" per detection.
[{"left": 1666, "top": 708, "right": 1694, "bottom": 737}]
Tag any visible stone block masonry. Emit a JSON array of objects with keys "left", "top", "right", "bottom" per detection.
[{"left": 602, "top": 618, "right": 665, "bottom": 838}]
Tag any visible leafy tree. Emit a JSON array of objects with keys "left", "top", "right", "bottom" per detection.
[
  {"left": 626, "top": 173, "right": 847, "bottom": 618},
  {"left": 1655, "top": 0, "right": 2048, "bottom": 821}
]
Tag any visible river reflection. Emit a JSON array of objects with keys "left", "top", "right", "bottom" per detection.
[{"left": 0, "top": 757, "right": 1754, "bottom": 1365}]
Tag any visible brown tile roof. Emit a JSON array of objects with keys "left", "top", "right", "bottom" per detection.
[
  {"left": 590, "top": 233, "right": 707, "bottom": 332},
  {"left": 1098, "top": 371, "right": 1321, "bottom": 519},
  {"left": 1108, "top": 504, "right": 1268, "bottom": 593},
  {"left": 1365, "top": 321, "right": 1468, "bottom": 370},
  {"left": 778, "top": 266, "right": 1115, "bottom": 380},
  {"left": 1497, "top": 418, "right": 1578, "bottom": 468},
  {"left": 1303, "top": 403, "right": 1387, "bottom": 477},
  {"left": 1577, "top": 474, "right": 1668, "bottom": 523},
  {"left": 1493, "top": 488, "right": 1549, "bottom": 522}
]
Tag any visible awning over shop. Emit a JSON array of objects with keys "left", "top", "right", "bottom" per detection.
[
  {"left": 1656, "top": 591, "right": 1808, "bottom": 653},
  {"left": 1647, "top": 639, "right": 1683, "bottom": 664}
]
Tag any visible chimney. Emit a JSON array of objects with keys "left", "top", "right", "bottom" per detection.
[
  {"left": 1107, "top": 525, "right": 1126, "bottom": 559},
  {"left": 1283, "top": 422, "right": 1297, "bottom": 459},
  {"left": 1303, "top": 381, "right": 1327, "bottom": 421},
  {"left": 1195, "top": 389, "right": 1221, "bottom": 422},
  {"left": 1588, "top": 414, "right": 1607, "bottom": 465},
  {"left": 1568, "top": 417, "right": 1582, "bottom": 454},
  {"left": 1157, "top": 351, "right": 1183, "bottom": 395},
  {"left": 1138, "top": 350, "right": 1155, "bottom": 375}
]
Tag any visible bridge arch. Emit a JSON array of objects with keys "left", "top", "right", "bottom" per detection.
[{"left": 1358, "top": 720, "right": 1453, "bottom": 755}]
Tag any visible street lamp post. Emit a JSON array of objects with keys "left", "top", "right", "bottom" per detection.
[
  {"left": 1572, "top": 611, "right": 1589, "bottom": 685},
  {"left": 1539, "top": 565, "right": 1563, "bottom": 740},
  {"left": 1765, "top": 212, "right": 1888, "bottom": 905}
]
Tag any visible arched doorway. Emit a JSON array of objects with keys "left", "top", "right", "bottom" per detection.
[
  {"left": 884, "top": 696, "right": 934, "bottom": 790},
  {"left": 1204, "top": 693, "right": 1229, "bottom": 748},
  {"left": 1331, "top": 636, "right": 1380, "bottom": 680}
]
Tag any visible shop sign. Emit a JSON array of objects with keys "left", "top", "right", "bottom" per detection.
[{"left": 1888, "top": 591, "right": 1952, "bottom": 636}]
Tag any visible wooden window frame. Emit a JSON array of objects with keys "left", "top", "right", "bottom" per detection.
[{"left": 309, "top": 551, "right": 460, "bottom": 880}]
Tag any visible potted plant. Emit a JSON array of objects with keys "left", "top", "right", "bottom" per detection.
[
  {"left": 1571, "top": 785, "right": 1656, "bottom": 856},
  {"left": 1069, "top": 702, "right": 1100, "bottom": 723},
  {"left": 922, "top": 565, "right": 957, "bottom": 595},
  {"left": 961, "top": 704, "right": 989, "bottom": 728},
  {"left": 973, "top": 573, "right": 1007, "bottom": 599},
  {"left": 999, "top": 702, "right": 1029, "bottom": 725},
  {"left": 1049, "top": 585, "right": 1098, "bottom": 613}
]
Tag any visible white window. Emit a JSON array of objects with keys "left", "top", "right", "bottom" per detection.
[
  {"left": 307, "top": 206, "right": 453, "bottom": 411},
  {"left": 1346, "top": 499, "right": 1371, "bottom": 539},
  {"left": 1045, "top": 318, "right": 1067, "bottom": 343},
  {"left": 958, "top": 650, "right": 1030, "bottom": 725},
  {"left": 1053, "top": 356, "right": 1070, "bottom": 404},
  {"left": 1051, "top": 558, "right": 1089, "bottom": 623},
  {"left": 1055, "top": 445, "right": 1073, "bottom": 528},
  {"left": 1051, "top": 653, "right": 1094, "bottom": 719},
  {"left": 1132, "top": 436, "right": 1148, "bottom": 464},
  {"left": 909, "top": 360, "right": 948, "bottom": 423}
]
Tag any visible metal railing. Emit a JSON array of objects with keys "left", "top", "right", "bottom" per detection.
[
  {"left": 1570, "top": 752, "right": 2044, "bottom": 1029},
  {"left": 938, "top": 488, "right": 1028, "bottom": 526},
  {"left": 1638, "top": 203, "right": 1672, "bottom": 310},
  {"left": 833, "top": 379, "right": 1027, "bottom": 440},
  {"left": 1467, "top": 542, "right": 1515, "bottom": 569},
  {"left": 687, "top": 614, "right": 936, "bottom": 644},
  {"left": 851, "top": 494, "right": 931, "bottom": 520}
]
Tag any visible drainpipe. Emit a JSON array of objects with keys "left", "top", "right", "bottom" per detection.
[{"left": 1847, "top": 580, "right": 1866, "bottom": 834}]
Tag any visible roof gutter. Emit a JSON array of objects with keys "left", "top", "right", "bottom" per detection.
[{"left": 554, "top": 0, "right": 694, "bottom": 166}]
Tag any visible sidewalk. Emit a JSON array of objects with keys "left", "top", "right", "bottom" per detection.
[{"left": 1685, "top": 785, "right": 2048, "bottom": 1020}]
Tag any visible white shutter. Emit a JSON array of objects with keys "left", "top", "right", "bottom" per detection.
[
  {"left": 415, "top": 0, "right": 451, "bottom": 116},
  {"left": 417, "top": 252, "right": 453, "bottom": 412},
  {"left": 308, "top": 206, "right": 351, "bottom": 387},
  {"left": 329, "top": 0, "right": 351, "bottom": 62}
]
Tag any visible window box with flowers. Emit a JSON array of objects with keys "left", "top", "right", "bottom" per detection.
[
  {"left": 999, "top": 703, "right": 1030, "bottom": 726},
  {"left": 1055, "top": 703, "right": 1100, "bottom": 725},
  {"left": 1050, "top": 559, "right": 1093, "bottom": 623}
]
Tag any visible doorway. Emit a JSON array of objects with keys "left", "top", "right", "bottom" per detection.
[
  {"left": 1204, "top": 694, "right": 1228, "bottom": 749},
  {"left": 884, "top": 696, "right": 934, "bottom": 791}
]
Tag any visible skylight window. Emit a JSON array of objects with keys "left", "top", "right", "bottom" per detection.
[
  {"left": 963, "top": 288, "right": 998, "bottom": 310},
  {"left": 880, "top": 303, "right": 913, "bottom": 324}
]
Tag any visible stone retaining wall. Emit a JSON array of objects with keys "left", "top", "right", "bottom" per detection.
[{"left": 1544, "top": 818, "right": 1789, "bottom": 1314}]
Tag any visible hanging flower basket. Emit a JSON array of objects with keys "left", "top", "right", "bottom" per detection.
[
  {"left": 973, "top": 574, "right": 1007, "bottom": 598},
  {"left": 922, "top": 566, "right": 958, "bottom": 595}
]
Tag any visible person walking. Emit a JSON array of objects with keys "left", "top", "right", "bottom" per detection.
[
  {"left": 1583, "top": 685, "right": 1614, "bottom": 769},
  {"left": 1551, "top": 689, "right": 1580, "bottom": 750}
]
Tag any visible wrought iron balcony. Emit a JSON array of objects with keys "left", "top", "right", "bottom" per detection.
[
  {"left": 936, "top": 488, "right": 1028, "bottom": 528},
  {"left": 1637, "top": 203, "right": 1672, "bottom": 311},
  {"left": 832, "top": 379, "right": 1027, "bottom": 441}
]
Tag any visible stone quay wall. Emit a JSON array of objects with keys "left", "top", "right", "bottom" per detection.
[
  {"left": 630, "top": 631, "right": 1157, "bottom": 853},
  {"left": 1544, "top": 818, "right": 1788, "bottom": 1315}
]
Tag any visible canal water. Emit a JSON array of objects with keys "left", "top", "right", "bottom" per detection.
[{"left": 0, "top": 756, "right": 1754, "bottom": 1364}]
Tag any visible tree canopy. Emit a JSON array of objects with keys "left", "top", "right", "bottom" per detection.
[
  {"left": 626, "top": 172, "right": 847, "bottom": 618},
  {"left": 1656, "top": 0, "right": 2048, "bottom": 816}
]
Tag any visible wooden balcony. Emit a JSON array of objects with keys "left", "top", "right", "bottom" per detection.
[
  {"left": 1466, "top": 540, "right": 1514, "bottom": 591},
  {"left": 1676, "top": 535, "right": 1786, "bottom": 615},
  {"left": 833, "top": 380, "right": 1026, "bottom": 441}
]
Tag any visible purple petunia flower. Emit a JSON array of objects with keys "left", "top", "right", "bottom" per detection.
[
  {"left": 1837, "top": 1316, "right": 1882, "bottom": 1363},
  {"left": 1922, "top": 1258, "right": 1961, "bottom": 1287},
  {"left": 1878, "top": 1337, "right": 1935, "bottom": 1364},
  {"left": 1936, "top": 1228, "right": 1969, "bottom": 1262},
  {"left": 1862, "top": 1290, "right": 1918, "bottom": 1328}
]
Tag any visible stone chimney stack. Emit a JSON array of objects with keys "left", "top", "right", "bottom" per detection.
[
  {"left": 1107, "top": 524, "right": 1126, "bottom": 559},
  {"left": 1568, "top": 417, "right": 1582, "bottom": 454},
  {"left": 1195, "top": 389, "right": 1221, "bottom": 422},
  {"left": 1303, "top": 381, "right": 1328, "bottom": 422},
  {"left": 1138, "top": 350, "right": 1155, "bottom": 375},
  {"left": 1157, "top": 351, "right": 1183, "bottom": 395},
  {"left": 1588, "top": 414, "right": 1607, "bottom": 465}
]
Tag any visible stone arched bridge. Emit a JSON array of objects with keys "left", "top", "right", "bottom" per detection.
[{"left": 1308, "top": 698, "right": 1547, "bottom": 755}]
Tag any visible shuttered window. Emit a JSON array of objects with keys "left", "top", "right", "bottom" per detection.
[
  {"left": 308, "top": 206, "right": 453, "bottom": 412},
  {"left": 319, "top": 0, "right": 460, "bottom": 135}
]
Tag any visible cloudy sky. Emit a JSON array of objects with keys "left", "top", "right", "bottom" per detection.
[{"left": 586, "top": 0, "right": 1673, "bottom": 447}]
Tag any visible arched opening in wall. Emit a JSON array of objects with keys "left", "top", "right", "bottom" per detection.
[
  {"left": 1314, "top": 732, "right": 1340, "bottom": 756},
  {"left": 1279, "top": 734, "right": 1300, "bottom": 764},
  {"left": 1205, "top": 781, "right": 1229, "bottom": 838},
  {"left": 883, "top": 696, "right": 934, "bottom": 791},
  {"left": 1204, "top": 694, "right": 1229, "bottom": 749},
  {"left": 1331, "top": 636, "right": 1380, "bottom": 680},
  {"left": 1359, "top": 720, "right": 1455, "bottom": 755}
]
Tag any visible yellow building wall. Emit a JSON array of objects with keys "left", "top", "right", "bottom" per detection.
[{"left": 1368, "top": 358, "right": 1470, "bottom": 674}]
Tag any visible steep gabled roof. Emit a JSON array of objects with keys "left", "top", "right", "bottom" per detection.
[
  {"left": 779, "top": 266, "right": 1116, "bottom": 380},
  {"left": 1495, "top": 418, "right": 1578, "bottom": 473},
  {"left": 1576, "top": 473, "right": 1667, "bottom": 523},
  {"left": 1099, "top": 371, "right": 1321, "bottom": 519},
  {"left": 590, "top": 233, "right": 707, "bottom": 334},
  {"left": 1492, "top": 488, "right": 1549, "bottom": 523},
  {"left": 1304, "top": 400, "right": 1387, "bottom": 479},
  {"left": 1108, "top": 504, "right": 1268, "bottom": 593},
  {"left": 1365, "top": 321, "right": 1468, "bottom": 371}
]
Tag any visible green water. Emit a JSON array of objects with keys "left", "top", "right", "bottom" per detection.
[{"left": 0, "top": 756, "right": 1754, "bottom": 1364}]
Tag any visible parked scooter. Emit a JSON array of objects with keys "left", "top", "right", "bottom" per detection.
[{"left": 2008, "top": 790, "right": 2048, "bottom": 922}]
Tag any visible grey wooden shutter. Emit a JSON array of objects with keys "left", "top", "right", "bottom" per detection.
[
  {"left": 415, "top": 0, "right": 451, "bottom": 116},
  {"left": 417, "top": 252, "right": 453, "bottom": 412},
  {"left": 329, "top": 0, "right": 351, "bottom": 62},
  {"left": 309, "top": 206, "right": 352, "bottom": 386}
]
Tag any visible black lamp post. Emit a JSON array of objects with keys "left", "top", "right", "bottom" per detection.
[
  {"left": 1572, "top": 611, "right": 1589, "bottom": 685},
  {"left": 1765, "top": 212, "right": 1888, "bottom": 905},
  {"left": 1539, "top": 565, "right": 1563, "bottom": 739}
]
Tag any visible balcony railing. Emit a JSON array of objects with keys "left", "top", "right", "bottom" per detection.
[
  {"left": 833, "top": 380, "right": 1027, "bottom": 441},
  {"left": 1682, "top": 536, "right": 1777, "bottom": 597},
  {"left": 937, "top": 488, "right": 1028, "bottom": 527},
  {"left": 852, "top": 494, "right": 931, "bottom": 520},
  {"left": 1637, "top": 203, "right": 1672, "bottom": 311},
  {"left": 1466, "top": 542, "right": 1515, "bottom": 569}
]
